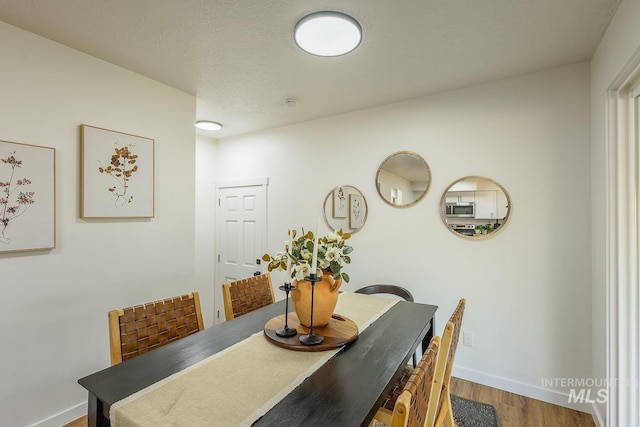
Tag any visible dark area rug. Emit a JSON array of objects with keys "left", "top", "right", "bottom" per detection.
[
  {"left": 370, "top": 394, "right": 500, "bottom": 427},
  {"left": 451, "top": 394, "right": 500, "bottom": 427}
]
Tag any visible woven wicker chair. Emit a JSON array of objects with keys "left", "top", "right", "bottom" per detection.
[
  {"left": 374, "top": 336, "right": 442, "bottom": 427},
  {"left": 222, "top": 273, "right": 276, "bottom": 321},
  {"left": 434, "top": 298, "right": 467, "bottom": 427},
  {"left": 374, "top": 298, "right": 466, "bottom": 427},
  {"left": 108, "top": 292, "right": 204, "bottom": 365}
]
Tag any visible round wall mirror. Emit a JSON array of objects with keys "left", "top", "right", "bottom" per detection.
[
  {"left": 323, "top": 185, "right": 368, "bottom": 234},
  {"left": 440, "top": 176, "right": 511, "bottom": 239},
  {"left": 375, "top": 151, "right": 431, "bottom": 208}
]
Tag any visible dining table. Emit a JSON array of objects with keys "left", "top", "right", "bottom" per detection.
[{"left": 78, "top": 292, "right": 437, "bottom": 427}]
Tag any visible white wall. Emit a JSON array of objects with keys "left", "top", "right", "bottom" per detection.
[
  {"left": 591, "top": 0, "right": 640, "bottom": 425},
  {"left": 0, "top": 22, "right": 197, "bottom": 426},
  {"left": 195, "top": 134, "right": 217, "bottom": 326},
  {"left": 209, "top": 63, "right": 593, "bottom": 410}
]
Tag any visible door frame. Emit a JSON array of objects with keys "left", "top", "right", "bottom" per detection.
[
  {"left": 604, "top": 51, "right": 640, "bottom": 427},
  {"left": 214, "top": 177, "right": 268, "bottom": 324}
]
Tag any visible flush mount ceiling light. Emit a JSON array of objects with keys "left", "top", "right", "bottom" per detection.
[
  {"left": 195, "top": 120, "right": 222, "bottom": 131},
  {"left": 294, "top": 11, "right": 362, "bottom": 57}
]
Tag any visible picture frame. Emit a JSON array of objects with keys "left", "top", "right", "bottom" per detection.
[
  {"left": 333, "top": 186, "right": 348, "bottom": 218},
  {"left": 81, "top": 125, "right": 154, "bottom": 218},
  {"left": 0, "top": 139, "right": 55, "bottom": 253},
  {"left": 349, "top": 193, "right": 364, "bottom": 229}
]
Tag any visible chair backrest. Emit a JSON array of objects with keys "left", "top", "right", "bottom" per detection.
[
  {"left": 390, "top": 336, "right": 441, "bottom": 427},
  {"left": 222, "top": 273, "right": 276, "bottom": 321},
  {"left": 354, "top": 284, "right": 414, "bottom": 302},
  {"left": 442, "top": 298, "right": 466, "bottom": 386},
  {"left": 108, "top": 292, "right": 204, "bottom": 365},
  {"left": 381, "top": 298, "right": 467, "bottom": 427},
  {"left": 424, "top": 320, "right": 453, "bottom": 427},
  {"left": 433, "top": 298, "right": 466, "bottom": 427}
]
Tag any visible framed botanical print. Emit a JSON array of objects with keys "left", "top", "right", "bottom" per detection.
[
  {"left": 81, "top": 125, "right": 154, "bottom": 218},
  {"left": 333, "top": 186, "right": 348, "bottom": 218},
  {"left": 0, "top": 139, "right": 55, "bottom": 253},
  {"left": 349, "top": 193, "right": 364, "bottom": 229}
]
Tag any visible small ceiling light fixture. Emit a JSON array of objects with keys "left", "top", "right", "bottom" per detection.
[
  {"left": 294, "top": 11, "right": 362, "bottom": 57},
  {"left": 195, "top": 120, "right": 222, "bottom": 131}
]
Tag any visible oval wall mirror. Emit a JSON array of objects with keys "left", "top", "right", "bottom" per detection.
[
  {"left": 323, "top": 185, "right": 368, "bottom": 234},
  {"left": 440, "top": 176, "right": 511, "bottom": 239},
  {"left": 375, "top": 151, "right": 431, "bottom": 208}
]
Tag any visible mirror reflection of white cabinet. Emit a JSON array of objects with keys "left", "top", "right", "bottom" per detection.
[
  {"left": 446, "top": 191, "right": 474, "bottom": 204},
  {"left": 440, "top": 176, "right": 511, "bottom": 239},
  {"left": 474, "top": 190, "right": 496, "bottom": 219},
  {"left": 497, "top": 190, "right": 508, "bottom": 219},
  {"left": 474, "top": 180, "right": 509, "bottom": 220}
]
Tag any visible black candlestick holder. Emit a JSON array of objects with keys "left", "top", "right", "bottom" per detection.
[
  {"left": 299, "top": 273, "right": 324, "bottom": 345},
  {"left": 276, "top": 282, "right": 297, "bottom": 337}
]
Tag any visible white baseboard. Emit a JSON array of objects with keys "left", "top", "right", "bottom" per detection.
[
  {"left": 30, "top": 401, "right": 85, "bottom": 427},
  {"left": 453, "top": 366, "right": 597, "bottom": 416}
]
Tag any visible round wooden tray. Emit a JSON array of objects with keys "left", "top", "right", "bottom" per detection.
[{"left": 264, "top": 312, "right": 358, "bottom": 352}]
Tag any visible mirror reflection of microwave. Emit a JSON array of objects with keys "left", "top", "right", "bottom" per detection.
[{"left": 445, "top": 203, "right": 475, "bottom": 217}]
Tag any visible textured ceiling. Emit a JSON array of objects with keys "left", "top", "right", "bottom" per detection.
[{"left": 0, "top": 0, "right": 621, "bottom": 139}]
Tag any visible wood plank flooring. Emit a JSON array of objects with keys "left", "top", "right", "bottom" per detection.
[
  {"left": 450, "top": 377, "right": 596, "bottom": 427},
  {"left": 65, "top": 377, "right": 596, "bottom": 427}
]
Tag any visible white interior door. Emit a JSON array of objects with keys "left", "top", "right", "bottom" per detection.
[{"left": 215, "top": 178, "right": 267, "bottom": 323}]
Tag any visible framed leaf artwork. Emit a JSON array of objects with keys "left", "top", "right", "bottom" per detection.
[
  {"left": 81, "top": 125, "right": 154, "bottom": 218},
  {"left": 349, "top": 193, "right": 364, "bottom": 229},
  {"left": 0, "top": 139, "right": 55, "bottom": 253},
  {"left": 333, "top": 186, "right": 348, "bottom": 218}
]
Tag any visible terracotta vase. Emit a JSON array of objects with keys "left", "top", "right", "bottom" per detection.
[{"left": 291, "top": 270, "right": 342, "bottom": 327}]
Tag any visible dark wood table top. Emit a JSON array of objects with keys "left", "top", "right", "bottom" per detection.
[{"left": 78, "top": 295, "right": 437, "bottom": 427}]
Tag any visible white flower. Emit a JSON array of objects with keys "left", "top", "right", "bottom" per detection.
[
  {"left": 325, "top": 232, "right": 339, "bottom": 243},
  {"left": 319, "top": 258, "right": 331, "bottom": 270},
  {"left": 300, "top": 248, "right": 312, "bottom": 261},
  {"left": 325, "top": 246, "right": 341, "bottom": 263},
  {"left": 294, "top": 263, "right": 312, "bottom": 281}
]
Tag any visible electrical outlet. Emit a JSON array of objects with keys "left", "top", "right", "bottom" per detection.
[{"left": 463, "top": 331, "right": 474, "bottom": 347}]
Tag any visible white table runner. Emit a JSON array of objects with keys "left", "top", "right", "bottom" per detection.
[{"left": 110, "top": 292, "right": 398, "bottom": 427}]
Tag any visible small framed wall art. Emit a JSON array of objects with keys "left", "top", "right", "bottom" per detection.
[
  {"left": 349, "top": 193, "right": 364, "bottom": 229},
  {"left": 0, "top": 139, "right": 55, "bottom": 253},
  {"left": 333, "top": 186, "right": 348, "bottom": 218},
  {"left": 81, "top": 125, "right": 154, "bottom": 218}
]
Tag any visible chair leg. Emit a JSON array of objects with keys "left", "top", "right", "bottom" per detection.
[
  {"left": 372, "top": 407, "right": 393, "bottom": 426},
  {"left": 444, "top": 406, "right": 455, "bottom": 426},
  {"left": 434, "top": 389, "right": 456, "bottom": 427}
]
